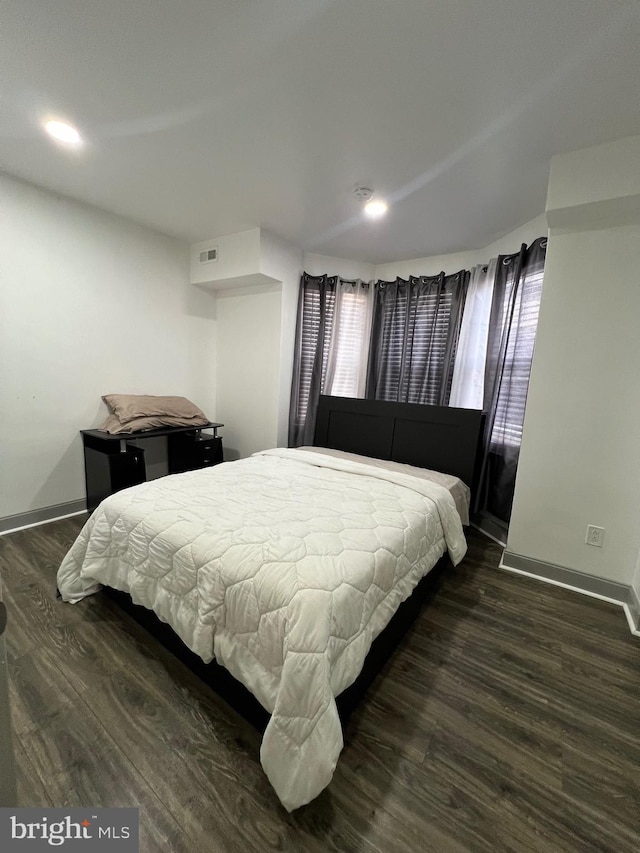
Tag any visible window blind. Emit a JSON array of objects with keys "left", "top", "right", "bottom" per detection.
[
  {"left": 489, "top": 262, "right": 544, "bottom": 449},
  {"left": 325, "top": 285, "right": 373, "bottom": 398},
  {"left": 290, "top": 275, "right": 371, "bottom": 445},
  {"left": 292, "top": 281, "right": 335, "bottom": 434},
  {"left": 367, "top": 272, "right": 467, "bottom": 406}
]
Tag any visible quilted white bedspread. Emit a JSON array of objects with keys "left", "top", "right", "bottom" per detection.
[{"left": 57, "top": 448, "right": 467, "bottom": 810}]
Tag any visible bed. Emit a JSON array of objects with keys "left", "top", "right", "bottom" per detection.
[{"left": 57, "top": 396, "right": 484, "bottom": 811}]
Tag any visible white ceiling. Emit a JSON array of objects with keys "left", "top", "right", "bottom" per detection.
[{"left": 1, "top": 0, "right": 639, "bottom": 263}]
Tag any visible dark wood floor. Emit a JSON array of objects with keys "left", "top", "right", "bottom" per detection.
[{"left": 1, "top": 517, "right": 639, "bottom": 853}]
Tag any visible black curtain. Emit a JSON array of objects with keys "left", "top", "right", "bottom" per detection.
[
  {"left": 476, "top": 237, "right": 547, "bottom": 522},
  {"left": 366, "top": 271, "right": 468, "bottom": 405},
  {"left": 288, "top": 273, "right": 337, "bottom": 447}
]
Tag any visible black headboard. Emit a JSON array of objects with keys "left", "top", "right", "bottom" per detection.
[{"left": 313, "top": 396, "right": 485, "bottom": 492}]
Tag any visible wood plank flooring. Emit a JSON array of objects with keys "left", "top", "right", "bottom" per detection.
[{"left": 1, "top": 517, "right": 638, "bottom": 852}]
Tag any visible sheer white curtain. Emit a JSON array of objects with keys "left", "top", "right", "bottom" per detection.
[
  {"left": 449, "top": 259, "right": 497, "bottom": 409},
  {"left": 324, "top": 280, "right": 374, "bottom": 398}
]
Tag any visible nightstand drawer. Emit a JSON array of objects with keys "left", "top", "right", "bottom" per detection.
[
  {"left": 167, "top": 432, "right": 223, "bottom": 472},
  {"left": 192, "top": 437, "right": 223, "bottom": 468}
]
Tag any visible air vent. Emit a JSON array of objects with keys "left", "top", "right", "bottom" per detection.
[{"left": 199, "top": 247, "right": 218, "bottom": 263}]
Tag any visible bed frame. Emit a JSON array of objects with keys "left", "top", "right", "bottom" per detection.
[
  {"left": 102, "top": 397, "right": 485, "bottom": 732},
  {"left": 314, "top": 395, "right": 484, "bottom": 491}
]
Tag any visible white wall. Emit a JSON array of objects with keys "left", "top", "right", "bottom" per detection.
[
  {"left": 508, "top": 136, "right": 640, "bottom": 585},
  {"left": 215, "top": 289, "right": 282, "bottom": 458},
  {"left": 482, "top": 215, "right": 549, "bottom": 260},
  {"left": 374, "top": 215, "right": 548, "bottom": 280},
  {"left": 210, "top": 230, "right": 301, "bottom": 458},
  {"left": 261, "top": 232, "right": 303, "bottom": 447},
  {"left": 546, "top": 136, "right": 640, "bottom": 215},
  {"left": 191, "top": 228, "right": 261, "bottom": 286},
  {"left": 0, "top": 173, "right": 216, "bottom": 518},
  {"left": 632, "top": 550, "right": 640, "bottom": 607},
  {"left": 302, "top": 252, "right": 375, "bottom": 281}
]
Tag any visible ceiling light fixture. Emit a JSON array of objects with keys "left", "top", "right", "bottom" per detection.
[
  {"left": 364, "top": 199, "right": 388, "bottom": 219},
  {"left": 44, "top": 119, "right": 83, "bottom": 146},
  {"left": 353, "top": 186, "right": 388, "bottom": 219}
]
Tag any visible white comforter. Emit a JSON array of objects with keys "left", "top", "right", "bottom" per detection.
[{"left": 57, "top": 448, "right": 467, "bottom": 810}]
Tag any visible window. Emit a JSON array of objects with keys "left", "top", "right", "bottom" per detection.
[
  {"left": 367, "top": 273, "right": 467, "bottom": 406},
  {"left": 489, "top": 261, "right": 545, "bottom": 450},
  {"left": 325, "top": 285, "right": 373, "bottom": 398},
  {"left": 290, "top": 276, "right": 371, "bottom": 446},
  {"left": 292, "top": 281, "right": 335, "bottom": 435},
  {"left": 290, "top": 241, "right": 546, "bottom": 528}
]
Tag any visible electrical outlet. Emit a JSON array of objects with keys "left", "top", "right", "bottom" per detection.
[{"left": 585, "top": 525, "right": 605, "bottom": 547}]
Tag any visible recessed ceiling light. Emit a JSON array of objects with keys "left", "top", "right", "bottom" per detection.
[
  {"left": 44, "top": 119, "right": 83, "bottom": 146},
  {"left": 364, "top": 199, "right": 388, "bottom": 219}
]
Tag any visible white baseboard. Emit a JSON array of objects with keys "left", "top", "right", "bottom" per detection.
[
  {"left": 470, "top": 522, "right": 506, "bottom": 547},
  {"left": 626, "top": 586, "right": 640, "bottom": 636},
  {"left": 0, "top": 501, "right": 87, "bottom": 536},
  {"left": 500, "top": 549, "right": 639, "bottom": 639}
]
